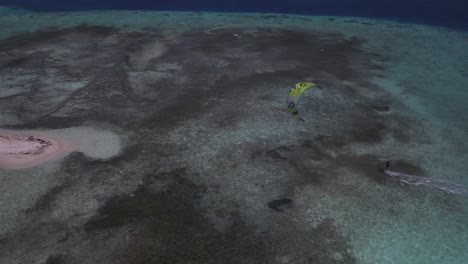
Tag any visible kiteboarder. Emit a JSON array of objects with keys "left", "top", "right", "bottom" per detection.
[{"left": 287, "top": 82, "right": 321, "bottom": 119}]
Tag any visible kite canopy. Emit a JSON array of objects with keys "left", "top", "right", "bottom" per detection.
[{"left": 287, "top": 82, "right": 317, "bottom": 115}]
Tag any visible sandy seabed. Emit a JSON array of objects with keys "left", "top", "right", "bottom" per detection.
[{"left": 0, "top": 7, "right": 467, "bottom": 264}]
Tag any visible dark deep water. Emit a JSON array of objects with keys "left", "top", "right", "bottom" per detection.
[{"left": 2, "top": 0, "right": 468, "bottom": 29}]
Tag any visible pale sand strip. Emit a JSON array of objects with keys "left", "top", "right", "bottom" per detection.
[{"left": 0, "top": 127, "right": 121, "bottom": 169}]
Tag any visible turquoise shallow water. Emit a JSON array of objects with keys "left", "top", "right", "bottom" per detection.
[{"left": 0, "top": 7, "right": 467, "bottom": 264}]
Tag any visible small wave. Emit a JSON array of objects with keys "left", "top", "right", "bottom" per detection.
[{"left": 384, "top": 170, "right": 468, "bottom": 197}]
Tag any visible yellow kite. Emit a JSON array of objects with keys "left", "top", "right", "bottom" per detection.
[{"left": 287, "top": 82, "right": 318, "bottom": 115}]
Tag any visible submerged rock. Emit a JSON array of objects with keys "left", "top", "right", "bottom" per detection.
[
  {"left": 371, "top": 105, "right": 390, "bottom": 112},
  {"left": 268, "top": 198, "right": 293, "bottom": 212}
]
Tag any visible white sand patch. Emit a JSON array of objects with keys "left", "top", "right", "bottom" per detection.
[
  {"left": 128, "top": 40, "right": 167, "bottom": 71},
  {"left": 44, "top": 126, "right": 122, "bottom": 160},
  {"left": 0, "top": 126, "right": 121, "bottom": 170}
]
